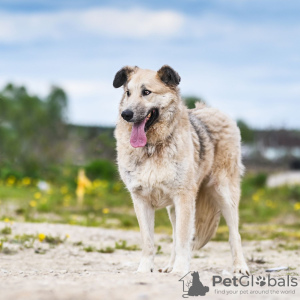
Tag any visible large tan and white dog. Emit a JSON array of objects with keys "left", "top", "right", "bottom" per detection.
[{"left": 113, "top": 65, "right": 249, "bottom": 275}]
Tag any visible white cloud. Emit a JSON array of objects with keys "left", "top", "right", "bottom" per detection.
[
  {"left": 60, "top": 80, "right": 112, "bottom": 98},
  {"left": 185, "top": 12, "right": 300, "bottom": 47},
  {"left": 80, "top": 8, "right": 184, "bottom": 38},
  {"left": 0, "top": 8, "right": 185, "bottom": 43},
  {"left": 60, "top": 79, "right": 121, "bottom": 126},
  {"left": 0, "top": 7, "right": 298, "bottom": 47},
  {"left": 0, "top": 5, "right": 299, "bottom": 128}
]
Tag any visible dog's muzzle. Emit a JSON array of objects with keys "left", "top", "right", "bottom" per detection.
[{"left": 121, "top": 109, "right": 134, "bottom": 122}]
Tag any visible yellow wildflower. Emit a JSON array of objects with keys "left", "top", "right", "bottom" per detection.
[
  {"left": 4, "top": 218, "right": 10, "bottom": 223},
  {"left": 60, "top": 186, "right": 69, "bottom": 194},
  {"left": 93, "top": 179, "right": 102, "bottom": 188},
  {"left": 38, "top": 233, "right": 46, "bottom": 242},
  {"left": 252, "top": 193, "right": 260, "bottom": 202},
  {"left": 216, "top": 226, "right": 229, "bottom": 234},
  {"left": 102, "top": 208, "right": 110, "bottom": 214},
  {"left": 66, "top": 234, "right": 70, "bottom": 239},
  {"left": 34, "top": 192, "right": 41, "bottom": 199},
  {"left": 6, "top": 176, "right": 16, "bottom": 185},
  {"left": 266, "top": 200, "right": 276, "bottom": 209},
  {"left": 101, "top": 180, "right": 109, "bottom": 189},
  {"left": 22, "top": 177, "right": 31, "bottom": 185},
  {"left": 294, "top": 202, "right": 300, "bottom": 211},
  {"left": 29, "top": 200, "right": 37, "bottom": 207}
]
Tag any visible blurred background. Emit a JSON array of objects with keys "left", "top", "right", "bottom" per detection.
[{"left": 0, "top": 1, "right": 299, "bottom": 245}]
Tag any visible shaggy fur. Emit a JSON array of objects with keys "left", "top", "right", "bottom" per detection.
[{"left": 113, "top": 65, "right": 249, "bottom": 274}]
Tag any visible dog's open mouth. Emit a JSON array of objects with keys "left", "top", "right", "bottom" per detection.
[
  {"left": 145, "top": 108, "right": 159, "bottom": 132},
  {"left": 130, "top": 108, "right": 159, "bottom": 148}
]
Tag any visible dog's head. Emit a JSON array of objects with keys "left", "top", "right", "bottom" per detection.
[{"left": 113, "top": 65, "right": 181, "bottom": 148}]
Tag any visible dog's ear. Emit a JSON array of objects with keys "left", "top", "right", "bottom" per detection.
[
  {"left": 157, "top": 65, "right": 181, "bottom": 87},
  {"left": 113, "top": 66, "right": 135, "bottom": 88}
]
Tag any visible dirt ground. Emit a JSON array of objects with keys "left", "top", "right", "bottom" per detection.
[{"left": 0, "top": 222, "right": 299, "bottom": 300}]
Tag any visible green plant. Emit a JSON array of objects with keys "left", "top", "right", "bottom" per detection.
[
  {"left": 156, "top": 245, "right": 163, "bottom": 255},
  {"left": 237, "top": 119, "right": 255, "bottom": 143},
  {"left": 85, "top": 159, "right": 118, "bottom": 181},
  {"left": 73, "top": 241, "right": 83, "bottom": 246},
  {"left": 84, "top": 245, "right": 95, "bottom": 252},
  {"left": 115, "top": 240, "right": 140, "bottom": 251},
  {"left": 1, "top": 226, "right": 12, "bottom": 235},
  {"left": 44, "top": 235, "right": 66, "bottom": 245},
  {"left": 98, "top": 246, "right": 115, "bottom": 253}
]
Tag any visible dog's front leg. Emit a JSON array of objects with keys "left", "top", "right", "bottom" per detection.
[
  {"left": 133, "top": 195, "right": 155, "bottom": 273},
  {"left": 171, "top": 191, "right": 196, "bottom": 274}
]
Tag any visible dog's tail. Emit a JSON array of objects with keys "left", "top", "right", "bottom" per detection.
[{"left": 193, "top": 184, "right": 221, "bottom": 250}]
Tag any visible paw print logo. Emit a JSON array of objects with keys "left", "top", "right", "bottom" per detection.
[{"left": 256, "top": 276, "right": 266, "bottom": 286}]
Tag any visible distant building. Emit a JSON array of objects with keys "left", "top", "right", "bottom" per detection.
[{"left": 242, "top": 130, "right": 300, "bottom": 170}]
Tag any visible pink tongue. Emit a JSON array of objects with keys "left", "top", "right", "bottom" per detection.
[{"left": 130, "top": 118, "right": 147, "bottom": 148}]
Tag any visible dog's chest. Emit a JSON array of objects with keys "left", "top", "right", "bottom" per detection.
[{"left": 121, "top": 153, "right": 184, "bottom": 208}]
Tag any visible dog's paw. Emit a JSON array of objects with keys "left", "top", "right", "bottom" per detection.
[
  {"left": 233, "top": 262, "right": 250, "bottom": 276},
  {"left": 171, "top": 257, "right": 189, "bottom": 275},
  {"left": 135, "top": 267, "right": 154, "bottom": 273},
  {"left": 136, "top": 262, "right": 154, "bottom": 273},
  {"left": 136, "top": 257, "right": 154, "bottom": 273},
  {"left": 158, "top": 265, "right": 173, "bottom": 273}
]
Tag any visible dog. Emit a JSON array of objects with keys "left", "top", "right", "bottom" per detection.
[{"left": 113, "top": 65, "right": 249, "bottom": 275}]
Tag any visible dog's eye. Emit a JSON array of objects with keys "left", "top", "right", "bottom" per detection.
[
  {"left": 142, "top": 90, "right": 151, "bottom": 96},
  {"left": 126, "top": 91, "right": 130, "bottom": 97}
]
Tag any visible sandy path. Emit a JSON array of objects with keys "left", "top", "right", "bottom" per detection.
[{"left": 0, "top": 222, "right": 299, "bottom": 300}]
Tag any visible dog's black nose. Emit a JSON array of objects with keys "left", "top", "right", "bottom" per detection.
[{"left": 121, "top": 109, "right": 134, "bottom": 121}]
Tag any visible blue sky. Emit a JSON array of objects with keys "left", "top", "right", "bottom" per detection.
[{"left": 0, "top": 0, "right": 299, "bottom": 128}]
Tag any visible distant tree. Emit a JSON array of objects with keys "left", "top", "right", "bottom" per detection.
[
  {"left": 0, "top": 84, "right": 68, "bottom": 178},
  {"left": 183, "top": 96, "right": 205, "bottom": 109},
  {"left": 237, "top": 119, "right": 255, "bottom": 144}
]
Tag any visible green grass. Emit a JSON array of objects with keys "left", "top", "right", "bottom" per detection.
[
  {"left": 83, "top": 245, "right": 95, "bottom": 252},
  {"left": 156, "top": 245, "right": 163, "bottom": 255},
  {"left": 1, "top": 226, "right": 12, "bottom": 235},
  {"left": 98, "top": 246, "right": 115, "bottom": 253},
  {"left": 115, "top": 240, "right": 140, "bottom": 251},
  {"left": 0, "top": 173, "right": 300, "bottom": 242},
  {"left": 0, "top": 228, "right": 70, "bottom": 254},
  {"left": 0, "top": 179, "right": 171, "bottom": 231}
]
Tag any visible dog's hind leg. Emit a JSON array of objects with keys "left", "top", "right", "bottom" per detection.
[
  {"left": 214, "top": 180, "right": 250, "bottom": 275},
  {"left": 159, "top": 205, "right": 176, "bottom": 273}
]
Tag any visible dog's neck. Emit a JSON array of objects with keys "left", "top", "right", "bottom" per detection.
[{"left": 143, "top": 101, "right": 188, "bottom": 156}]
